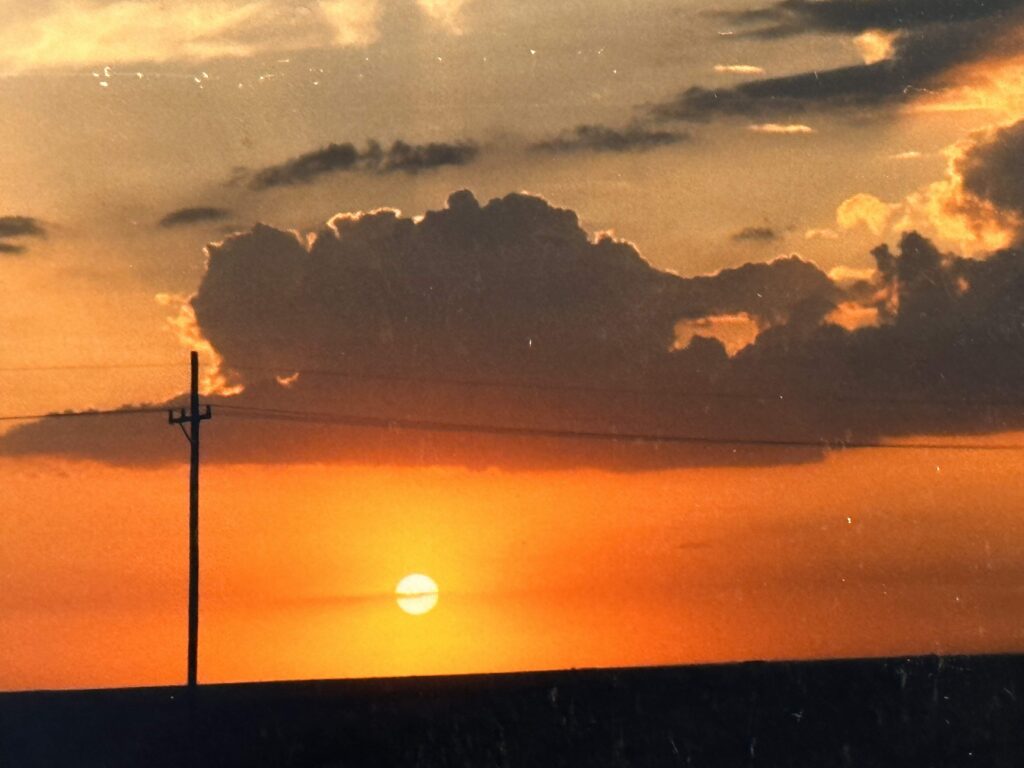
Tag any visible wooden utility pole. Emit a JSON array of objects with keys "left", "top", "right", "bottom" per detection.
[{"left": 169, "top": 351, "right": 212, "bottom": 688}]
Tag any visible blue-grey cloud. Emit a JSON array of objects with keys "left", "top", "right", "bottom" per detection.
[
  {"left": 0, "top": 215, "right": 45, "bottom": 239},
  {"left": 732, "top": 226, "right": 779, "bottom": 242},
  {"left": 725, "top": 0, "right": 1024, "bottom": 37},
  {"left": 159, "top": 206, "right": 232, "bottom": 228},
  {"left": 0, "top": 215, "right": 46, "bottom": 255},
  {"left": 248, "top": 139, "right": 479, "bottom": 189},
  {"left": 532, "top": 124, "right": 689, "bottom": 154},
  {"left": 655, "top": 1, "right": 1024, "bottom": 120}
]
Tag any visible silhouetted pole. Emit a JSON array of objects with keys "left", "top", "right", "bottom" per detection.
[{"left": 169, "top": 351, "right": 211, "bottom": 688}]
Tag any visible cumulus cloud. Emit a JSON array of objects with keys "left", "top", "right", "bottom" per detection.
[
  {"left": 732, "top": 226, "right": 779, "bottom": 242},
  {"left": 531, "top": 124, "right": 688, "bottom": 154},
  {"left": 6, "top": 192, "right": 1023, "bottom": 470},
  {"left": 732, "top": 231, "right": 1024, "bottom": 416},
  {"left": 246, "top": 139, "right": 479, "bottom": 189},
  {"left": 836, "top": 194, "right": 896, "bottom": 235},
  {"left": 159, "top": 207, "right": 232, "bottom": 228},
  {"left": 0, "top": 215, "right": 46, "bottom": 254},
  {"left": 959, "top": 119, "right": 1024, "bottom": 232},
  {"left": 827, "top": 119, "right": 1024, "bottom": 254},
  {"left": 0, "top": 1, "right": 382, "bottom": 73},
  {"left": 1, "top": 191, "right": 849, "bottom": 470},
  {"left": 188, "top": 193, "right": 838, "bottom": 376}
]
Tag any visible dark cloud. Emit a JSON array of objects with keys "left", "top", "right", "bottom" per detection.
[
  {"left": 247, "top": 139, "right": 479, "bottom": 189},
  {"left": 0, "top": 216, "right": 46, "bottom": 238},
  {"left": 375, "top": 140, "right": 480, "bottom": 174},
  {"left": 159, "top": 206, "right": 232, "bottom": 228},
  {"left": 188, "top": 191, "right": 837, "bottom": 377},
  {"left": 532, "top": 124, "right": 689, "bottom": 153},
  {"left": 4, "top": 193, "right": 1022, "bottom": 471},
  {"left": 958, "top": 119, "right": 1024, "bottom": 238},
  {"left": 0, "top": 215, "right": 46, "bottom": 255},
  {"left": 653, "top": 61, "right": 913, "bottom": 120},
  {"left": 725, "top": 0, "right": 1024, "bottom": 36},
  {"left": 732, "top": 226, "right": 779, "bottom": 242},
  {"left": 655, "top": 2, "right": 1024, "bottom": 120},
  {"left": 732, "top": 232, "right": 1024, "bottom": 437},
  {"left": 678, "top": 255, "right": 838, "bottom": 326}
]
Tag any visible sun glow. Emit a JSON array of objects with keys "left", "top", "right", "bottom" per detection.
[{"left": 395, "top": 573, "right": 439, "bottom": 616}]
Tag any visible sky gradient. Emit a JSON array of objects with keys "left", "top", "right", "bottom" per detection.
[{"left": 2, "top": 0, "right": 1024, "bottom": 691}]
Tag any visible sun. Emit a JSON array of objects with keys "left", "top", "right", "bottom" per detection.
[{"left": 395, "top": 573, "right": 439, "bottom": 616}]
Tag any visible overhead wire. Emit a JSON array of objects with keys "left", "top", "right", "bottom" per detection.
[
  {"left": 3, "top": 356, "right": 1024, "bottom": 408},
  {"left": 0, "top": 406, "right": 172, "bottom": 423},
  {"left": 0, "top": 400, "right": 1020, "bottom": 450},
  {"left": 214, "top": 403, "right": 1024, "bottom": 452}
]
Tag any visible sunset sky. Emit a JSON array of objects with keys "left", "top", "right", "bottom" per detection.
[{"left": 2, "top": 0, "right": 1024, "bottom": 692}]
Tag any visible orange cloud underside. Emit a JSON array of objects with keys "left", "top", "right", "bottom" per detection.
[{"left": 3, "top": 445, "right": 1023, "bottom": 691}]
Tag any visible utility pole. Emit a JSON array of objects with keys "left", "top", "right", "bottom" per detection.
[{"left": 169, "top": 351, "right": 212, "bottom": 689}]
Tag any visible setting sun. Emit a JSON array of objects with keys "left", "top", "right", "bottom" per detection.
[{"left": 395, "top": 573, "right": 439, "bottom": 616}]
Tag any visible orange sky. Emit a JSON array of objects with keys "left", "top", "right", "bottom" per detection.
[
  {"left": 3, "top": 439, "right": 1022, "bottom": 692},
  {"left": 4, "top": 0, "right": 1024, "bottom": 694}
]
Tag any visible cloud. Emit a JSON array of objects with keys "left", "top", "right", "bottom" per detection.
[
  {"left": 899, "top": 128, "right": 1023, "bottom": 251},
  {"left": 836, "top": 194, "right": 896, "bottom": 235},
  {"left": 827, "top": 265, "right": 877, "bottom": 285},
  {"left": 377, "top": 140, "right": 480, "bottom": 174},
  {"left": 654, "top": 60, "right": 925, "bottom": 121},
  {"left": 247, "top": 139, "right": 479, "bottom": 189},
  {"left": 652, "top": 3, "right": 1024, "bottom": 122},
  {"left": 416, "top": 0, "right": 472, "bottom": 33},
  {"left": 723, "top": 0, "right": 1024, "bottom": 37},
  {"left": 732, "top": 230, "right": 1024, "bottom": 425},
  {"left": 2, "top": 191, "right": 846, "bottom": 470},
  {"left": 0, "top": 216, "right": 46, "bottom": 239},
  {"left": 732, "top": 226, "right": 779, "bottom": 242},
  {"left": 825, "top": 120, "right": 1024, "bottom": 254},
  {"left": 0, "top": 215, "right": 46, "bottom": 255},
  {"left": 0, "top": 1, "right": 382, "bottom": 74},
  {"left": 714, "top": 64, "right": 766, "bottom": 74},
  {"left": 159, "top": 207, "right": 232, "bottom": 228},
  {"left": 890, "top": 150, "right": 924, "bottom": 160},
  {"left": 853, "top": 29, "right": 898, "bottom": 64},
  {"left": 531, "top": 124, "right": 689, "bottom": 154},
  {"left": 748, "top": 124, "right": 814, "bottom": 134},
  {"left": 7, "top": 193, "right": 1024, "bottom": 471},
  {"left": 958, "top": 119, "right": 1024, "bottom": 232},
  {"left": 805, "top": 228, "right": 840, "bottom": 240}
]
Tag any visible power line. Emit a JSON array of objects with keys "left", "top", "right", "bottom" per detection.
[
  {"left": 2, "top": 356, "right": 1023, "bottom": 409},
  {"left": 215, "top": 404, "right": 1024, "bottom": 452},
  {"left": 227, "top": 363, "right": 1024, "bottom": 409},
  {"left": 0, "top": 406, "right": 172, "bottom": 423},
  {"left": 1, "top": 402, "right": 1022, "bottom": 451}
]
